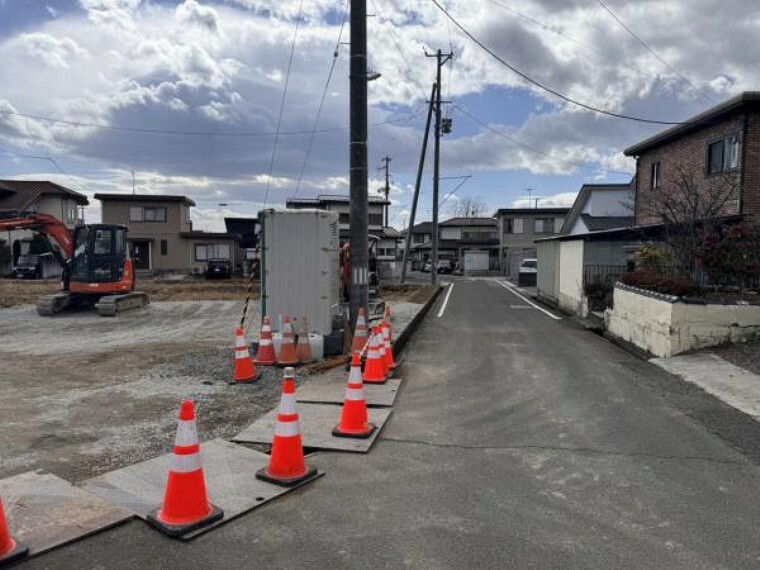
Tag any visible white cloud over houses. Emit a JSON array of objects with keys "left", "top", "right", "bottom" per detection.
[{"left": 0, "top": 0, "right": 757, "bottom": 226}]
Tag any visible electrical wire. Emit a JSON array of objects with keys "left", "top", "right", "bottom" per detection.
[
  {"left": 595, "top": 0, "right": 716, "bottom": 104},
  {"left": 0, "top": 146, "right": 93, "bottom": 195},
  {"left": 292, "top": 0, "right": 350, "bottom": 199},
  {"left": 453, "top": 103, "right": 632, "bottom": 176},
  {"left": 264, "top": 0, "right": 306, "bottom": 207},
  {"left": 428, "top": 0, "right": 695, "bottom": 125}
]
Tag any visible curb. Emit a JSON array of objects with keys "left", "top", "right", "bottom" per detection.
[{"left": 393, "top": 285, "right": 444, "bottom": 359}]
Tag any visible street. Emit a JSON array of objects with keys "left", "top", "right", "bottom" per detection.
[{"left": 25, "top": 278, "right": 760, "bottom": 569}]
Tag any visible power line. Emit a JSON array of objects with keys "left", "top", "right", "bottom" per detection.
[
  {"left": 453, "top": 104, "right": 632, "bottom": 176},
  {"left": 0, "top": 146, "right": 93, "bottom": 195},
  {"left": 595, "top": 0, "right": 716, "bottom": 104},
  {"left": 264, "top": 0, "right": 306, "bottom": 207},
  {"left": 293, "top": 0, "right": 350, "bottom": 199},
  {"left": 427, "top": 0, "right": 694, "bottom": 126}
]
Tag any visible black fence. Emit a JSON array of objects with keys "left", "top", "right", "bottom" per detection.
[{"left": 583, "top": 265, "right": 631, "bottom": 287}]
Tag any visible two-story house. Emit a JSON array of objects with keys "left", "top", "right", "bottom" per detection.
[
  {"left": 0, "top": 180, "right": 88, "bottom": 276},
  {"left": 285, "top": 194, "right": 389, "bottom": 242},
  {"left": 559, "top": 182, "right": 635, "bottom": 235},
  {"left": 495, "top": 207, "right": 570, "bottom": 277},
  {"left": 402, "top": 218, "right": 499, "bottom": 271},
  {"left": 95, "top": 193, "right": 241, "bottom": 274},
  {"left": 625, "top": 91, "right": 760, "bottom": 224}
]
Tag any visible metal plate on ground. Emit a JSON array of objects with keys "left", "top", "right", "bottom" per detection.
[
  {"left": 297, "top": 378, "right": 402, "bottom": 407},
  {"left": 81, "top": 439, "right": 323, "bottom": 540},
  {"left": 0, "top": 471, "right": 133, "bottom": 556},
  {"left": 232, "top": 403, "right": 392, "bottom": 453}
]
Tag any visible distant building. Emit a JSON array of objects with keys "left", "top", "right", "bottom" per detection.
[
  {"left": 560, "top": 183, "right": 635, "bottom": 235},
  {"left": 495, "top": 207, "right": 570, "bottom": 277},
  {"left": 0, "top": 180, "right": 89, "bottom": 276},
  {"left": 401, "top": 217, "right": 499, "bottom": 270},
  {"left": 285, "top": 194, "right": 389, "bottom": 241},
  {"left": 95, "top": 193, "right": 241, "bottom": 273}
]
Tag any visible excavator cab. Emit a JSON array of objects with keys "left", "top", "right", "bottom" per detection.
[{"left": 70, "top": 225, "right": 130, "bottom": 285}]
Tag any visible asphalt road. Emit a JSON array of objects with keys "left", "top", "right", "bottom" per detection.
[{"left": 24, "top": 278, "right": 760, "bottom": 568}]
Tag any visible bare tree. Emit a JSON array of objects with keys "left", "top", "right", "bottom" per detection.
[
  {"left": 651, "top": 166, "right": 740, "bottom": 276},
  {"left": 447, "top": 196, "right": 486, "bottom": 218}
]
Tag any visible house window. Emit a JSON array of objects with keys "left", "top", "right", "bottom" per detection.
[
  {"left": 534, "top": 218, "right": 555, "bottom": 234},
  {"left": 195, "top": 243, "right": 230, "bottom": 261},
  {"left": 129, "top": 206, "right": 143, "bottom": 222},
  {"left": 708, "top": 134, "right": 740, "bottom": 174},
  {"left": 650, "top": 162, "right": 661, "bottom": 189},
  {"left": 413, "top": 234, "right": 426, "bottom": 244},
  {"left": 144, "top": 207, "right": 167, "bottom": 222},
  {"left": 504, "top": 219, "right": 514, "bottom": 233},
  {"left": 368, "top": 213, "right": 383, "bottom": 226},
  {"left": 160, "top": 239, "right": 168, "bottom": 256},
  {"left": 463, "top": 230, "right": 496, "bottom": 240},
  {"left": 338, "top": 213, "right": 350, "bottom": 224}
]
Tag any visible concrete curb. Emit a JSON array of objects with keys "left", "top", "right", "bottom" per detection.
[{"left": 393, "top": 285, "right": 444, "bottom": 359}]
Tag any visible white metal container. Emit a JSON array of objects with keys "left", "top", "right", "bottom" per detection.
[
  {"left": 308, "top": 333, "right": 324, "bottom": 360},
  {"left": 260, "top": 209, "right": 340, "bottom": 335}
]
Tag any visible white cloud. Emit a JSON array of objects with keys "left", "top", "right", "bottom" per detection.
[{"left": 20, "top": 33, "right": 88, "bottom": 68}]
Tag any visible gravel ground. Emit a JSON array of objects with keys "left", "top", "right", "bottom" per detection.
[{"left": 714, "top": 339, "right": 760, "bottom": 375}]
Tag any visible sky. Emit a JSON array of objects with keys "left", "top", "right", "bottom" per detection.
[{"left": 0, "top": 0, "right": 756, "bottom": 231}]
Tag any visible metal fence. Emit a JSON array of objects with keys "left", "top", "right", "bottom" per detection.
[{"left": 583, "top": 265, "right": 631, "bottom": 287}]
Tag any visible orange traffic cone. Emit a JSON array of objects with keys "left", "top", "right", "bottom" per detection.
[
  {"left": 384, "top": 305, "right": 393, "bottom": 339},
  {"left": 333, "top": 352, "right": 376, "bottom": 438},
  {"left": 0, "top": 498, "right": 27, "bottom": 567},
  {"left": 256, "top": 368, "right": 318, "bottom": 486},
  {"left": 363, "top": 329, "right": 387, "bottom": 384},
  {"left": 277, "top": 316, "right": 300, "bottom": 366},
  {"left": 382, "top": 320, "right": 396, "bottom": 370},
  {"left": 147, "top": 401, "right": 223, "bottom": 537},
  {"left": 296, "top": 316, "right": 314, "bottom": 364},
  {"left": 255, "top": 317, "right": 276, "bottom": 366},
  {"left": 375, "top": 327, "right": 390, "bottom": 378},
  {"left": 233, "top": 327, "right": 258, "bottom": 383},
  {"left": 351, "top": 308, "right": 369, "bottom": 354}
]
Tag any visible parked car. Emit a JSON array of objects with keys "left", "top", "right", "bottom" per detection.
[
  {"left": 436, "top": 259, "right": 453, "bottom": 274},
  {"left": 518, "top": 258, "right": 537, "bottom": 286},
  {"left": 422, "top": 260, "right": 432, "bottom": 273},
  {"left": 11, "top": 254, "right": 42, "bottom": 279},
  {"left": 205, "top": 258, "right": 232, "bottom": 279}
]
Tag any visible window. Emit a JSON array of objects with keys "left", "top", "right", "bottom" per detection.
[
  {"left": 144, "top": 207, "right": 167, "bottom": 222},
  {"left": 504, "top": 218, "right": 524, "bottom": 234},
  {"left": 92, "top": 229, "right": 113, "bottom": 255},
  {"left": 463, "top": 230, "right": 496, "bottom": 240},
  {"left": 129, "top": 206, "right": 143, "bottom": 222},
  {"left": 368, "top": 213, "right": 383, "bottom": 226},
  {"left": 160, "top": 239, "right": 168, "bottom": 256},
  {"left": 708, "top": 134, "right": 740, "bottom": 174},
  {"left": 413, "top": 234, "right": 427, "bottom": 244},
  {"left": 68, "top": 206, "right": 77, "bottom": 222},
  {"left": 338, "top": 213, "right": 350, "bottom": 224},
  {"left": 195, "top": 243, "right": 230, "bottom": 261},
  {"left": 533, "top": 218, "right": 555, "bottom": 234},
  {"left": 651, "top": 162, "right": 661, "bottom": 189}
]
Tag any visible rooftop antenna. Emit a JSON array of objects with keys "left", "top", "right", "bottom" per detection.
[
  {"left": 131, "top": 169, "right": 136, "bottom": 194},
  {"left": 526, "top": 187, "right": 533, "bottom": 207}
]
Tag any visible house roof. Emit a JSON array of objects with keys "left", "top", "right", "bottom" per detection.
[
  {"left": 580, "top": 214, "right": 635, "bottom": 231},
  {"left": 624, "top": 91, "right": 760, "bottom": 156},
  {"left": 559, "top": 182, "right": 633, "bottom": 234},
  {"left": 0, "top": 180, "right": 89, "bottom": 211},
  {"left": 494, "top": 207, "right": 570, "bottom": 216},
  {"left": 403, "top": 221, "right": 434, "bottom": 234},
  {"left": 94, "top": 193, "right": 196, "bottom": 206},
  {"left": 374, "top": 226, "right": 401, "bottom": 238},
  {"left": 440, "top": 217, "right": 497, "bottom": 227},
  {"left": 286, "top": 194, "right": 389, "bottom": 206}
]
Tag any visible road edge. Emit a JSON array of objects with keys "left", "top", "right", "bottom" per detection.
[{"left": 393, "top": 285, "right": 444, "bottom": 358}]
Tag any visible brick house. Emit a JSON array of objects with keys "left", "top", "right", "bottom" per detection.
[{"left": 625, "top": 92, "right": 760, "bottom": 224}]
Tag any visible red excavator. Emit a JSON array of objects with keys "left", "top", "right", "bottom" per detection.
[{"left": 0, "top": 212, "right": 149, "bottom": 316}]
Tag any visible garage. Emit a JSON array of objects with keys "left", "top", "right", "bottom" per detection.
[{"left": 463, "top": 250, "right": 489, "bottom": 275}]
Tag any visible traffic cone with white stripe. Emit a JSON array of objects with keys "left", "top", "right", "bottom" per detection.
[
  {"left": 296, "top": 316, "right": 314, "bottom": 364},
  {"left": 255, "top": 317, "right": 276, "bottom": 366},
  {"left": 363, "top": 329, "right": 387, "bottom": 384},
  {"left": 351, "top": 307, "right": 368, "bottom": 354},
  {"left": 382, "top": 320, "right": 396, "bottom": 371},
  {"left": 0, "top": 498, "right": 27, "bottom": 567},
  {"left": 333, "top": 352, "right": 376, "bottom": 438},
  {"left": 233, "top": 327, "right": 258, "bottom": 383},
  {"left": 147, "top": 401, "right": 223, "bottom": 537},
  {"left": 277, "top": 316, "right": 300, "bottom": 366},
  {"left": 256, "top": 368, "right": 318, "bottom": 487},
  {"left": 375, "top": 327, "right": 390, "bottom": 378}
]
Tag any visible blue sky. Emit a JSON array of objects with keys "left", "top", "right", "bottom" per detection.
[{"left": 0, "top": 0, "right": 754, "bottom": 229}]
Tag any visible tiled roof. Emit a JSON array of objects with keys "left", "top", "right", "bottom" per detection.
[{"left": 0, "top": 180, "right": 89, "bottom": 211}]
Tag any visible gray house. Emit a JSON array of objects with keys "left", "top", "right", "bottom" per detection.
[{"left": 495, "top": 207, "right": 570, "bottom": 277}]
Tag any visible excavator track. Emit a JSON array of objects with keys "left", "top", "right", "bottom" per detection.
[
  {"left": 36, "top": 293, "right": 76, "bottom": 316},
  {"left": 94, "top": 291, "right": 150, "bottom": 317}
]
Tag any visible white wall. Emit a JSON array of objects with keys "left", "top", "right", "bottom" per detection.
[
  {"left": 606, "top": 285, "right": 760, "bottom": 357},
  {"left": 557, "top": 239, "right": 585, "bottom": 316},
  {"left": 537, "top": 240, "right": 560, "bottom": 304},
  {"left": 441, "top": 227, "right": 461, "bottom": 240},
  {"left": 581, "top": 188, "right": 633, "bottom": 217}
]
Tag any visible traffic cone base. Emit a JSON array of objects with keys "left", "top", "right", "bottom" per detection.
[
  {"left": 0, "top": 542, "right": 28, "bottom": 567},
  {"left": 333, "top": 422, "right": 376, "bottom": 439},
  {"left": 147, "top": 504, "right": 224, "bottom": 537},
  {"left": 233, "top": 327, "right": 259, "bottom": 383},
  {"left": 255, "top": 464, "right": 318, "bottom": 488},
  {"left": 277, "top": 317, "right": 300, "bottom": 366},
  {"left": 0, "top": 498, "right": 27, "bottom": 567}
]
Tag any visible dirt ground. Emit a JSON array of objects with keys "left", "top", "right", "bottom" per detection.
[{"left": 0, "top": 285, "right": 431, "bottom": 484}]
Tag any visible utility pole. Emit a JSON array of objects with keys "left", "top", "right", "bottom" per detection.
[
  {"left": 400, "top": 83, "right": 437, "bottom": 285},
  {"left": 349, "top": 0, "right": 369, "bottom": 331},
  {"left": 378, "top": 156, "right": 391, "bottom": 227},
  {"left": 132, "top": 169, "right": 136, "bottom": 194},
  {"left": 426, "top": 48, "right": 453, "bottom": 286}
]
